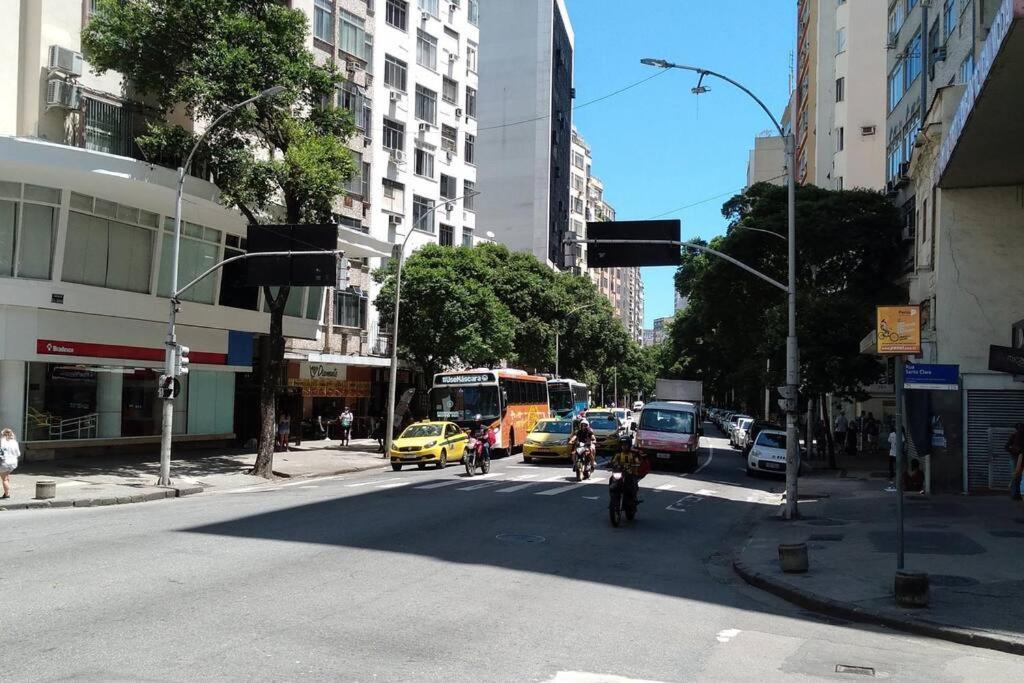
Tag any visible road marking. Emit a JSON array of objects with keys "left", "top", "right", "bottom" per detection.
[
  {"left": 346, "top": 479, "right": 394, "bottom": 488},
  {"left": 666, "top": 497, "right": 692, "bottom": 512},
  {"left": 694, "top": 443, "right": 715, "bottom": 475},
  {"left": 376, "top": 481, "right": 414, "bottom": 489},
  {"left": 512, "top": 474, "right": 538, "bottom": 481},
  {"left": 655, "top": 483, "right": 675, "bottom": 491},
  {"left": 495, "top": 482, "right": 541, "bottom": 493},
  {"left": 541, "top": 474, "right": 570, "bottom": 482},
  {"left": 458, "top": 480, "right": 503, "bottom": 491},
  {"left": 545, "top": 671, "right": 668, "bottom": 683},
  {"left": 694, "top": 488, "right": 718, "bottom": 496},
  {"left": 535, "top": 485, "right": 576, "bottom": 496},
  {"left": 582, "top": 495, "right": 600, "bottom": 500},
  {"left": 55, "top": 481, "right": 88, "bottom": 488},
  {"left": 413, "top": 479, "right": 465, "bottom": 490},
  {"left": 716, "top": 628, "right": 742, "bottom": 643}
]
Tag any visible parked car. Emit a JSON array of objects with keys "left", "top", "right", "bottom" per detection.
[
  {"left": 727, "top": 414, "right": 751, "bottom": 443},
  {"left": 523, "top": 418, "right": 573, "bottom": 463},
  {"left": 741, "top": 420, "right": 785, "bottom": 459},
  {"left": 733, "top": 417, "right": 755, "bottom": 449},
  {"left": 632, "top": 401, "right": 644, "bottom": 412},
  {"left": 747, "top": 429, "right": 801, "bottom": 477}
]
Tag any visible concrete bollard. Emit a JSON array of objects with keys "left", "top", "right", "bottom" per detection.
[
  {"left": 778, "top": 542, "right": 809, "bottom": 573},
  {"left": 35, "top": 480, "right": 56, "bottom": 500},
  {"left": 894, "top": 571, "right": 929, "bottom": 607}
]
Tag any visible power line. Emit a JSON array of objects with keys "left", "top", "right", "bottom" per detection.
[{"left": 647, "top": 173, "right": 787, "bottom": 220}]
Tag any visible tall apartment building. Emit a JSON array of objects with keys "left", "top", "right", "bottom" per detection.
[
  {"left": 475, "top": 0, "right": 575, "bottom": 269},
  {"left": 890, "top": 0, "right": 1024, "bottom": 494},
  {"left": 795, "top": 0, "right": 886, "bottom": 190},
  {"left": 0, "top": 1, "right": 385, "bottom": 458},
  {"left": 568, "top": 126, "right": 592, "bottom": 272}
]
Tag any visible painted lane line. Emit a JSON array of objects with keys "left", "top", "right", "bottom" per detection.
[
  {"left": 694, "top": 442, "right": 715, "bottom": 475},
  {"left": 413, "top": 479, "right": 465, "bottom": 490},
  {"left": 582, "top": 495, "right": 600, "bottom": 500},
  {"left": 376, "top": 481, "right": 414, "bottom": 489},
  {"left": 346, "top": 479, "right": 395, "bottom": 488}
]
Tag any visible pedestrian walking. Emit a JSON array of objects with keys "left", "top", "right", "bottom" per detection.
[
  {"left": 865, "top": 412, "right": 880, "bottom": 453},
  {"left": 339, "top": 406, "right": 354, "bottom": 447},
  {"left": 888, "top": 425, "right": 906, "bottom": 480},
  {"left": 1005, "top": 423, "right": 1024, "bottom": 501},
  {"left": 373, "top": 414, "right": 386, "bottom": 455},
  {"left": 0, "top": 427, "right": 21, "bottom": 499},
  {"left": 834, "top": 413, "right": 848, "bottom": 449},
  {"left": 277, "top": 413, "right": 291, "bottom": 452}
]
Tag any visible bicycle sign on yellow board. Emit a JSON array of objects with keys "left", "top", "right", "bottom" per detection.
[{"left": 876, "top": 305, "right": 921, "bottom": 355}]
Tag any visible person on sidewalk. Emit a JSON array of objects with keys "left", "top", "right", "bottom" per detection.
[
  {"left": 865, "top": 413, "right": 880, "bottom": 454},
  {"left": 1005, "top": 423, "right": 1024, "bottom": 501},
  {"left": 903, "top": 458, "right": 925, "bottom": 493},
  {"left": 373, "top": 414, "right": 386, "bottom": 454},
  {"left": 277, "top": 413, "right": 291, "bottom": 452},
  {"left": 0, "top": 427, "right": 20, "bottom": 499},
  {"left": 339, "top": 407, "right": 354, "bottom": 447},
  {"left": 834, "top": 413, "right": 848, "bottom": 450},
  {"left": 888, "top": 426, "right": 907, "bottom": 481}
]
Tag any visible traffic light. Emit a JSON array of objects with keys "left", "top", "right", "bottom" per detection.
[{"left": 174, "top": 344, "right": 190, "bottom": 376}]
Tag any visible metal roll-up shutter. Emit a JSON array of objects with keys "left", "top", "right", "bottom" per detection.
[{"left": 966, "top": 390, "right": 1024, "bottom": 492}]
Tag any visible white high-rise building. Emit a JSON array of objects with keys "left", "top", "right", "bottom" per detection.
[{"left": 475, "top": 0, "right": 575, "bottom": 269}]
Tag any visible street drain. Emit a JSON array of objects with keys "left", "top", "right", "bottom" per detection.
[
  {"left": 835, "top": 664, "right": 875, "bottom": 676},
  {"left": 495, "top": 533, "right": 546, "bottom": 544}
]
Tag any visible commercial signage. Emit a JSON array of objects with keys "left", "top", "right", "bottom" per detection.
[
  {"left": 989, "top": 345, "right": 1024, "bottom": 375},
  {"left": 287, "top": 378, "right": 370, "bottom": 398},
  {"left": 36, "top": 339, "right": 226, "bottom": 365},
  {"left": 904, "top": 363, "right": 960, "bottom": 391},
  {"left": 438, "top": 373, "right": 493, "bottom": 385},
  {"left": 876, "top": 306, "right": 922, "bottom": 355}
]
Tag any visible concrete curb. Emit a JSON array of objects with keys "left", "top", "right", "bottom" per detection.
[
  {"left": 0, "top": 460, "right": 387, "bottom": 512},
  {"left": 732, "top": 557, "right": 1024, "bottom": 657}
]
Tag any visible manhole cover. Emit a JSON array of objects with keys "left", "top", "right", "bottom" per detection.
[
  {"left": 989, "top": 530, "right": 1024, "bottom": 538},
  {"left": 808, "top": 533, "right": 845, "bottom": 542},
  {"left": 495, "top": 533, "right": 546, "bottom": 544},
  {"left": 836, "top": 664, "right": 875, "bottom": 676},
  {"left": 806, "top": 519, "right": 848, "bottom": 527},
  {"left": 930, "top": 574, "right": 979, "bottom": 587}
]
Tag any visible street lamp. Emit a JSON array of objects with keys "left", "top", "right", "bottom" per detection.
[
  {"left": 382, "top": 195, "right": 485, "bottom": 458},
  {"left": 555, "top": 302, "right": 600, "bottom": 378},
  {"left": 158, "top": 85, "right": 285, "bottom": 486},
  {"left": 641, "top": 57, "right": 801, "bottom": 519}
]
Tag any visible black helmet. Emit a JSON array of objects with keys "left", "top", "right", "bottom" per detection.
[{"left": 618, "top": 433, "right": 634, "bottom": 448}]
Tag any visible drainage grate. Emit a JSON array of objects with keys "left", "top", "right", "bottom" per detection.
[
  {"left": 836, "top": 664, "right": 875, "bottom": 676},
  {"left": 495, "top": 533, "right": 546, "bottom": 544},
  {"left": 808, "top": 533, "right": 845, "bottom": 542}
]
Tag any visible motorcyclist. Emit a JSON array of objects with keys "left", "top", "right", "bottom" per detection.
[
  {"left": 470, "top": 414, "right": 491, "bottom": 461},
  {"left": 611, "top": 433, "right": 649, "bottom": 500},
  {"left": 569, "top": 418, "right": 596, "bottom": 469}
]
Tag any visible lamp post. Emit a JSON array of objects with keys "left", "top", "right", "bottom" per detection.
[
  {"left": 641, "top": 58, "right": 801, "bottom": 519},
  {"left": 158, "top": 85, "right": 285, "bottom": 487},
  {"left": 554, "top": 302, "right": 600, "bottom": 378},
  {"left": 382, "top": 196, "right": 485, "bottom": 458}
]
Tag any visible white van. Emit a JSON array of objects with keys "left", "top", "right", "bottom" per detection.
[{"left": 632, "top": 401, "right": 702, "bottom": 469}]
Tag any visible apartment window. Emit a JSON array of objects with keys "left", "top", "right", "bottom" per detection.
[
  {"left": 439, "top": 223, "right": 454, "bottom": 247},
  {"left": 419, "top": 0, "right": 439, "bottom": 16},
  {"left": 157, "top": 219, "right": 223, "bottom": 304},
  {"left": 82, "top": 98, "right": 128, "bottom": 156},
  {"left": 338, "top": 81, "right": 370, "bottom": 132},
  {"left": 340, "top": 11, "right": 370, "bottom": 62},
  {"left": 382, "top": 178, "right": 405, "bottom": 214},
  {"left": 346, "top": 152, "right": 367, "bottom": 196},
  {"left": 835, "top": 77, "right": 845, "bottom": 102},
  {"left": 464, "top": 133, "right": 475, "bottom": 164},
  {"left": 888, "top": 0, "right": 906, "bottom": 37},
  {"left": 383, "top": 118, "right": 405, "bottom": 150},
  {"left": 414, "top": 148, "right": 435, "bottom": 178},
  {"left": 836, "top": 126, "right": 844, "bottom": 152},
  {"left": 905, "top": 31, "right": 922, "bottom": 86},
  {"left": 571, "top": 197, "right": 584, "bottom": 214},
  {"left": 415, "top": 84, "right": 437, "bottom": 124},
  {"left": 440, "top": 174, "right": 457, "bottom": 199},
  {"left": 0, "top": 183, "right": 60, "bottom": 280},
  {"left": 313, "top": 0, "right": 335, "bottom": 45},
  {"left": 442, "top": 77, "right": 458, "bottom": 104},
  {"left": 836, "top": 27, "right": 846, "bottom": 54},
  {"left": 441, "top": 124, "right": 458, "bottom": 153},
  {"left": 468, "top": 0, "right": 479, "bottom": 26},
  {"left": 943, "top": 0, "right": 956, "bottom": 38},
  {"left": 463, "top": 180, "right": 476, "bottom": 209},
  {"left": 959, "top": 52, "right": 975, "bottom": 84},
  {"left": 571, "top": 219, "right": 584, "bottom": 236},
  {"left": 462, "top": 228, "right": 474, "bottom": 247},
  {"left": 413, "top": 195, "right": 435, "bottom": 232},
  {"left": 464, "top": 86, "right": 477, "bottom": 118},
  {"left": 444, "top": 26, "right": 460, "bottom": 42},
  {"left": 921, "top": 197, "right": 929, "bottom": 244},
  {"left": 572, "top": 174, "right": 584, "bottom": 192},
  {"left": 888, "top": 60, "right": 905, "bottom": 111},
  {"left": 573, "top": 152, "right": 584, "bottom": 169},
  {"left": 63, "top": 198, "right": 158, "bottom": 295},
  {"left": 384, "top": 55, "right": 408, "bottom": 91},
  {"left": 386, "top": 0, "right": 408, "bottom": 30},
  {"left": 466, "top": 41, "right": 478, "bottom": 72},
  {"left": 335, "top": 287, "right": 368, "bottom": 329},
  {"left": 417, "top": 30, "right": 437, "bottom": 70}
]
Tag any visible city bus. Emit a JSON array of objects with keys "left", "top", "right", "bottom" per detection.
[
  {"left": 547, "top": 378, "right": 590, "bottom": 420},
  {"left": 430, "top": 369, "right": 549, "bottom": 453}
]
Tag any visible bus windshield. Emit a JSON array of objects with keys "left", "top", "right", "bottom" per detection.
[
  {"left": 548, "top": 385, "right": 574, "bottom": 416},
  {"left": 431, "top": 385, "right": 500, "bottom": 424}
]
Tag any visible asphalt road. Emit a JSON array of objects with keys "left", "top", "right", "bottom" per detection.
[{"left": 3, "top": 431, "right": 1022, "bottom": 682}]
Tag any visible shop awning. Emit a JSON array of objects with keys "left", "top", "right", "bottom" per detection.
[{"left": 936, "top": 0, "right": 1024, "bottom": 188}]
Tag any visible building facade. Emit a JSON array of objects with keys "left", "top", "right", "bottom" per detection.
[
  {"left": 746, "top": 134, "right": 787, "bottom": 187},
  {"left": 652, "top": 316, "right": 673, "bottom": 346},
  {"left": 475, "top": 0, "right": 574, "bottom": 269}
]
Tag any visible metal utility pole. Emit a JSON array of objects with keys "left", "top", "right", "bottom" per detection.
[
  {"left": 641, "top": 57, "right": 801, "bottom": 518},
  {"left": 158, "top": 86, "right": 284, "bottom": 486}
]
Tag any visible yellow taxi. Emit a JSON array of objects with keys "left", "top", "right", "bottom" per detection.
[
  {"left": 584, "top": 413, "right": 624, "bottom": 454},
  {"left": 390, "top": 421, "right": 467, "bottom": 471},
  {"left": 522, "top": 418, "right": 574, "bottom": 463}
]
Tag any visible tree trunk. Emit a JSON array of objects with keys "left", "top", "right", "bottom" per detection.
[
  {"left": 251, "top": 286, "right": 290, "bottom": 478},
  {"left": 821, "top": 394, "right": 837, "bottom": 469}
]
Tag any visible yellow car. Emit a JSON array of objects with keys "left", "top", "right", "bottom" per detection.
[
  {"left": 585, "top": 413, "right": 624, "bottom": 453},
  {"left": 522, "top": 418, "right": 574, "bottom": 463},
  {"left": 390, "top": 421, "right": 467, "bottom": 471}
]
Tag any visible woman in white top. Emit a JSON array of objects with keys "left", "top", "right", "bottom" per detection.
[{"left": 0, "top": 427, "right": 21, "bottom": 499}]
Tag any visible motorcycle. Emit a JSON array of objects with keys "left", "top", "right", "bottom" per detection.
[
  {"left": 463, "top": 434, "right": 491, "bottom": 477},
  {"left": 572, "top": 443, "right": 594, "bottom": 481},
  {"left": 608, "top": 464, "right": 639, "bottom": 527}
]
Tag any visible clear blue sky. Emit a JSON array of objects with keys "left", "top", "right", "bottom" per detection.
[{"left": 564, "top": 0, "right": 796, "bottom": 328}]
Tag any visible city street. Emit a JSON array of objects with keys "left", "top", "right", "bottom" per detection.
[{"left": 3, "top": 431, "right": 1021, "bottom": 682}]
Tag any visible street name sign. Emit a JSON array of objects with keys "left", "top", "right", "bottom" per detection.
[{"left": 904, "top": 363, "right": 959, "bottom": 391}]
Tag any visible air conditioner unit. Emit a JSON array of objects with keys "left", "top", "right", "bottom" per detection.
[
  {"left": 860, "top": 125, "right": 877, "bottom": 136},
  {"left": 449, "top": 2, "right": 459, "bottom": 12},
  {"left": 932, "top": 46, "right": 948, "bottom": 62},
  {"left": 446, "top": 151, "right": 454, "bottom": 161},
  {"left": 421, "top": 10, "right": 431, "bottom": 21},
  {"left": 390, "top": 148, "right": 406, "bottom": 164},
  {"left": 45, "top": 79, "right": 81, "bottom": 109},
  {"left": 448, "top": 52, "right": 459, "bottom": 62},
  {"left": 48, "top": 45, "right": 83, "bottom": 77},
  {"left": 445, "top": 202, "right": 455, "bottom": 212},
  {"left": 363, "top": 135, "right": 372, "bottom": 147},
  {"left": 418, "top": 122, "right": 430, "bottom": 133},
  {"left": 455, "top": 107, "right": 463, "bottom": 117},
  {"left": 390, "top": 90, "right": 404, "bottom": 102},
  {"left": 389, "top": 214, "right": 403, "bottom": 226}
]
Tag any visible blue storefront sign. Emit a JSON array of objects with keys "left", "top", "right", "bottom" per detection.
[{"left": 904, "top": 363, "right": 960, "bottom": 391}]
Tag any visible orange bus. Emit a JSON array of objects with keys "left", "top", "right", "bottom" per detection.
[{"left": 430, "top": 369, "right": 549, "bottom": 453}]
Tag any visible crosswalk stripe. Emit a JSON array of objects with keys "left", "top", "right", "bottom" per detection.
[
  {"left": 495, "top": 482, "right": 542, "bottom": 493},
  {"left": 535, "top": 485, "right": 577, "bottom": 496},
  {"left": 656, "top": 483, "right": 676, "bottom": 490},
  {"left": 458, "top": 480, "right": 503, "bottom": 491},
  {"left": 413, "top": 479, "right": 465, "bottom": 490}
]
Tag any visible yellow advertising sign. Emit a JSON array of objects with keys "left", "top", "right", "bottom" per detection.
[{"left": 876, "top": 305, "right": 921, "bottom": 355}]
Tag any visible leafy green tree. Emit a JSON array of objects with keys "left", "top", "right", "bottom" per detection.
[
  {"left": 373, "top": 245, "right": 517, "bottom": 382},
  {"left": 83, "top": 0, "right": 357, "bottom": 477}
]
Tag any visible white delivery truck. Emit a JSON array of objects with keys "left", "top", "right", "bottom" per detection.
[{"left": 655, "top": 379, "right": 703, "bottom": 414}]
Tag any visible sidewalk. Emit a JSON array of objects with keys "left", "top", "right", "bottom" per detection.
[
  {"left": 1, "top": 438, "right": 388, "bottom": 511},
  {"left": 734, "top": 470, "right": 1024, "bottom": 655}
]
